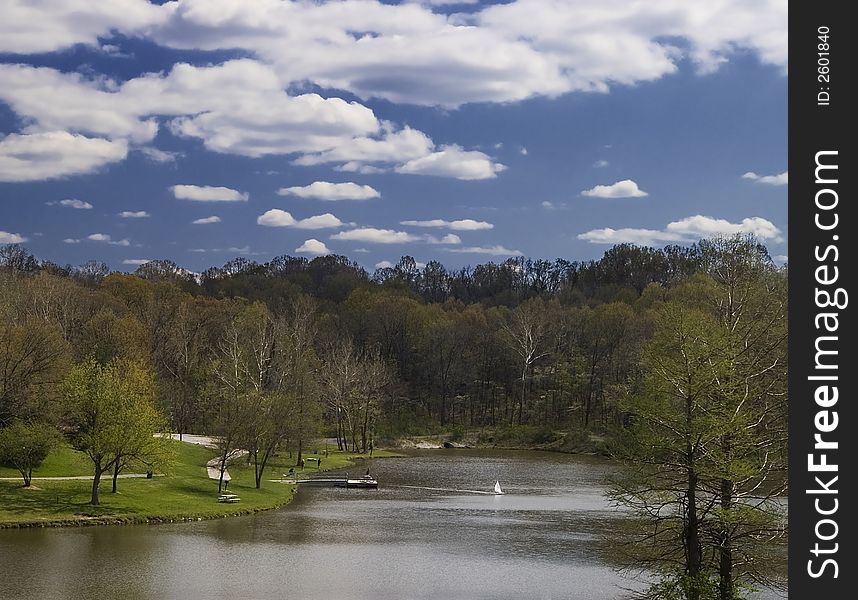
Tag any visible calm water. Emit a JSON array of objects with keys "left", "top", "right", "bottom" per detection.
[{"left": 0, "top": 450, "right": 784, "bottom": 600}]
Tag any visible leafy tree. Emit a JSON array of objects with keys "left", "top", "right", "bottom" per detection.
[
  {"left": 64, "top": 359, "right": 163, "bottom": 505},
  {"left": 0, "top": 421, "right": 61, "bottom": 486},
  {"left": 611, "top": 303, "right": 730, "bottom": 600}
]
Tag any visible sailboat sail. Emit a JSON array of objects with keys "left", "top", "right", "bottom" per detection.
[{"left": 494, "top": 480, "right": 504, "bottom": 495}]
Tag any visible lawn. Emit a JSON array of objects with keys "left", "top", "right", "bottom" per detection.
[{"left": 0, "top": 440, "right": 400, "bottom": 528}]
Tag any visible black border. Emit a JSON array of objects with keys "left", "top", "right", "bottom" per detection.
[{"left": 788, "top": 3, "right": 854, "bottom": 596}]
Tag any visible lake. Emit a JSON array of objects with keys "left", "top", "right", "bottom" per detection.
[{"left": 0, "top": 449, "right": 785, "bottom": 599}]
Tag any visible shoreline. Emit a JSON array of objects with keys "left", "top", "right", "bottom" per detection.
[{"left": 0, "top": 442, "right": 398, "bottom": 530}]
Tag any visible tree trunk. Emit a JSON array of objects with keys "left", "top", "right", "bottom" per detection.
[
  {"left": 91, "top": 463, "right": 103, "bottom": 505},
  {"left": 112, "top": 459, "right": 120, "bottom": 493},
  {"left": 719, "top": 478, "right": 735, "bottom": 600},
  {"left": 685, "top": 467, "right": 702, "bottom": 600},
  {"left": 23, "top": 468, "right": 32, "bottom": 487},
  {"left": 518, "top": 365, "right": 527, "bottom": 426}
]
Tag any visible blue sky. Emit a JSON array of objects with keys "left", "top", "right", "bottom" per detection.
[{"left": 0, "top": 0, "right": 787, "bottom": 272}]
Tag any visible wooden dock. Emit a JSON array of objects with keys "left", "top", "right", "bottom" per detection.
[{"left": 281, "top": 476, "right": 378, "bottom": 489}]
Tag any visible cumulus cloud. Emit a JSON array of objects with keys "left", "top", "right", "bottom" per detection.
[
  {"left": 118, "top": 210, "right": 150, "bottom": 218},
  {"left": 331, "top": 228, "right": 422, "bottom": 244},
  {"left": 122, "top": 259, "right": 151, "bottom": 266},
  {"left": 0, "top": 62, "right": 498, "bottom": 180},
  {"left": 192, "top": 215, "right": 221, "bottom": 225},
  {"left": 375, "top": 260, "right": 395, "bottom": 269},
  {"left": 0, "top": 132, "right": 127, "bottom": 182},
  {"left": 400, "top": 219, "right": 493, "bottom": 230},
  {"left": 295, "top": 239, "right": 331, "bottom": 256},
  {"left": 86, "top": 233, "right": 131, "bottom": 246},
  {"left": 581, "top": 179, "right": 648, "bottom": 198},
  {"left": 257, "top": 209, "right": 344, "bottom": 229},
  {"left": 395, "top": 146, "right": 506, "bottom": 180},
  {"left": 593, "top": 159, "right": 609, "bottom": 168},
  {"left": 427, "top": 234, "right": 462, "bottom": 245},
  {"left": 742, "top": 171, "right": 788, "bottom": 186},
  {"left": 146, "top": 0, "right": 785, "bottom": 107},
  {"left": 171, "top": 184, "right": 248, "bottom": 202},
  {"left": 48, "top": 198, "right": 93, "bottom": 209},
  {"left": 0, "top": 0, "right": 165, "bottom": 54},
  {"left": 446, "top": 245, "right": 524, "bottom": 256},
  {"left": 0, "top": 1, "right": 786, "bottom": 109},
  {"left": 577, "top": 214, "right": 783, "bottom": 245},
  {"left": 278, "top": 181, "right": 380, "bottom": 201},
  {"left": 0, "top": 231, "right": 27, "bottom": 244},
  {"left": 0, "top": 1, "right": 786, "bottom": 182},
  {"left": 293, "top": 125, "right": 432, "bottom": 167}
]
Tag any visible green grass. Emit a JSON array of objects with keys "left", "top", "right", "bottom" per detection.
[
  {"left": 0, "top": 443, "right": 92, "bottom": 478},
  {"left": 0, "top": 440, "right": 401, "bottom": 528}
]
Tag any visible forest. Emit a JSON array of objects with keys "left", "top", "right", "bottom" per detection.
[{"left": 0, "top": 236, "right": 786, "bottom": 599}]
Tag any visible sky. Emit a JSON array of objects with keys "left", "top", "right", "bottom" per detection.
[{"left": 0, "top": 0, "right": 788, "bottom": 273}]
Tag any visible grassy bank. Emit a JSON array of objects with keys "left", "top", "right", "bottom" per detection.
[
  {"left": 0, "top": 440, "right": 399, "bottom": 529},
  {"left": 390, "top": 426, "right": 610, "bottom": 455}
]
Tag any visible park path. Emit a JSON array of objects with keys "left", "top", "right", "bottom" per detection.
[
  {"left": 0, "top": 473, "right": 162, "bottom": 481},
  {"left": 159, "top": 433, "right": 247, "bottom": 483}
]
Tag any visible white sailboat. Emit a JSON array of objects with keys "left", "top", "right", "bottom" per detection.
[{"left": 494, "top": 480, "right": 504, "bottom": 495}]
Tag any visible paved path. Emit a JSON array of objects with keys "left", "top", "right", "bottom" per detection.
[
  {"left": 0, "top": 473, "right": 163, "bottom": 481},
  {"left": 159, "top": 433, "right": 219, "bottom": 448}
]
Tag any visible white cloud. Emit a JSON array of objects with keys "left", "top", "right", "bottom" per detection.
[
  {"left": 375, "top": 260, "right": 394, "bottom": 269},
  {"left": 742, "top": 171, "right": 788, "bottom": 186},
  {"left": 395, "top": 146, "right": 506, "bottom": 180},
  {"left": 0, "top": 132, "right": 127, "bottom": 182},
  {"left": 295, "top": 239, "right": 331, "bottom": 256},
  {"left": 171, "top": 184, "right": 248, "bottom": 202},
  {"left": 665, "top": 215, "right": 782, "bottom": 242},
  {"left": 577, "top": 214, "right": 783, "bottom": 245},
  {"left": 0, "top": 0, "right": 165, "bottom": 54},
  {"left": 353, "top": 248, "right": 370, "bottom": 253},
  {"left": 577, "top": 227, "right": 683, "bottom": 246},
  {"left": 427, "top": 234, "right": 462, "bottom": 245},
  {"left": 118, "top": 210, "right": 150, "bottom": 218},
  {"left": 257, "top": 209, "right": 343, "bottom": 229},
  {"left": 145, "top": 0, "right": 785, "bottom": 108},
  {"left": 278, "top": 181, "right": 380, "bottom": 201},
  {"left": 293, "top": 125, "right": 433, "bottom": 167},
  {"left": 0, "top": 231, "right": 27, "bottom": 244},
  {"left": 581, "top": 179, "right": 648, "bottom": 198},
  {"left": 86, "top": 233, "right": 131, "bottom": 246},
  {"left": 47, "top": 198, "right": 93, "bottom": 209},
  {"left": 400, "top": 218, "right": 494, "bottom": 230},
  {"left": 331, "top": 228, "right": 422, "bottom": 244},
  {"left": 138, "top": 147, "right": 182, "bottom": 163},
  {"left": 519, "top": 147, "right": 528, "bottom": 156},
  {"left": 192, "top": 215, "right": 221, "bottom": 225},
  {"left": 593, "top": 159, "right": 609, "bottom": 168},
  {"left": 0, "top": 62, "right": 502, "bottom": 180},
  {"left": 334, "top": 162, "right": 388, "bottom": 175},
  {"left": 446, "top": 245, "right": 524, "bottom": 256},
  {"left": 774, "top": 254, "right": 788, "bottom": 265},
  {"left": 0, "top": 1, "right": 787, "bottom": 112},
  {"left": 122, "top": 259, "right": 152, "bottom": 266}
]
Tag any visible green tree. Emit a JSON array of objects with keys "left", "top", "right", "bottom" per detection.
[
  {"left": 611, "top": 303, "right": 729, "bottom": 600},
  {"left": 0, "top": 421, "right": 61, "bottom": 486},
  {"left": 64, "top": 359, "right": 163, "bottom": 505}
]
